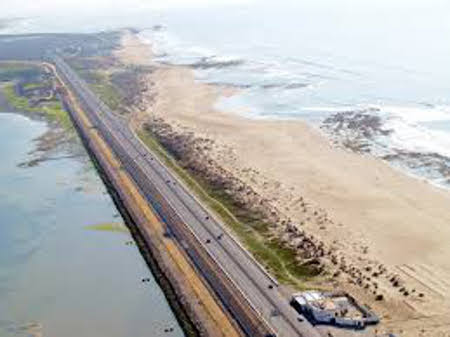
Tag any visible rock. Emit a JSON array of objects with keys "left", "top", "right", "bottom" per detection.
[{"left": 375, "top": 294, "right": 384, "bottom": 301}]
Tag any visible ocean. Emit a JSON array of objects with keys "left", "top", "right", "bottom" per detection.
[
  {"left": 1, "top": 2, "right": 449, "bottom": 180},
  {"left": 137, "top": 2, "right": 450, "bottom": 188}
]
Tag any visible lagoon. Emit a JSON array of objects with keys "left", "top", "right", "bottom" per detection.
[{"left": 0, "top": 113, "right": 183, "bottom": 337}]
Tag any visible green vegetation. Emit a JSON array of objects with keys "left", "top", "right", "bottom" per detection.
[
  {"left": 68, "top": 57, "right": 142, "bottom": 115},
  {"left": 138, "top": 129, "right": 320, "bottom": 289},
  {"left": 2, "top": 83, "right": 74, "bottom": 132},
  {"left": 85, "top": 222, "right": 129, "bottom": 233},
  {"left": 23, "top": 82, "right": 46, "bottom": 90},
  {"left": 74, "top": 68, "right": 123, "bottom": 111},
  {"left": 92, "top": 82, "right": 122, "bottom": 111},
  {"left": 3, "top": 84, "right": 34, "bottom": 111},
  {"left": 44, "top": 101, "right": 74, "bottom": 130}
]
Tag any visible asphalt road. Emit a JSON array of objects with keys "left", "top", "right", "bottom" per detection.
[{"left": 53, "top": 56, "right": 321, "bottom": 337}]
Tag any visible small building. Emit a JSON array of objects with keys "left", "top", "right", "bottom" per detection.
[{"left": 291, "top": 291, "right": 379, "bottom": 330}]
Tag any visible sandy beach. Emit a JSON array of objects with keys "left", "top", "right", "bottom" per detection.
[{"left": 117, "top": 31, "right": 450, "bottom": 337}]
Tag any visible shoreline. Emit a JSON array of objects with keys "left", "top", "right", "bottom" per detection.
[
  {"left": 0, "top": 63, "right": 81, "bottom": 168},
  {"left": 118, "top": 31, "right": 450, "bottom": 337},
  {"left": 0, "top": 88, "right": 185, "bottom": 337},
  {"left": 203, "top": 104, "right": 450, "bottom": 194},
  {"left": 55, "top": 59, "right": 244, "bottom": 337},
  {"left": 77, "top": 122, "right": 200, "bottom": 337},
  {"left": 0, "top": 34, "right": 204, "bottom": 337},
  {"left": 1, "top": 63, "right": 200, "bottom": 337}
]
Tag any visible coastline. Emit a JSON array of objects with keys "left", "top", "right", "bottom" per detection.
[
  {"left": 0, "top": 57, "right": 196, "bottom": 337},
  {"left": 117, "top": 31, "right": 450, "bottom": 337},
  {"left": 0, "top": 84, "right": 185, "bottom": 337},
  {"left": 54, "top": 58, "right": 243, "bottom": 337},
  {"left": 0, "top": 62, "right": 80, "bottom": 167},
  {"left": 76, "top": 123, "right": 201, "bottom": 337}
]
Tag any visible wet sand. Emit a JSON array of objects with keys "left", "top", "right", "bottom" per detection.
[{"left": 117, "top": 31, "right": 450, "bottom": 337}]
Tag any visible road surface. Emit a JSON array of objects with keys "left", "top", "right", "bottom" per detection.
[{"left": 52, "top": 55, "right": 321, "bottom": 337}]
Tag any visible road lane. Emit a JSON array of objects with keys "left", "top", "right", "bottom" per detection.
[{"left": 52, "top": 56, "right": 321, "bottom": 337}]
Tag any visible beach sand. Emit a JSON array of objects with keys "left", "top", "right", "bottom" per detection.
[{"left": 117, "top": 32, "right": 450, "bottom": 337}]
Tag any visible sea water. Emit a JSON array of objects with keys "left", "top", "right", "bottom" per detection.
[
  {"left": 1, "top": 0, "right": 449, "bottom": 183},
  {"left": 0, "top": 113, "right": 183, "bottom": 337},
  {"left": 137, "top": 1, "right": 450, "bottom": 188}
]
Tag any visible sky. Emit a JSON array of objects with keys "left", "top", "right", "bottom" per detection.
[
  {"left": 0, "top": 0, "right": 253, "bottom": 17},
  {"left": 1, "top": 0, "right": 449, "bottom": 18}
]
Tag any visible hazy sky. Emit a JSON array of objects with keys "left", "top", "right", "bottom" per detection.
[
  {"left": 1, "top": 0, "right": 448, "bottom": 18},
  {"left": 0, "top": 0, "right": 253, "bottom": 17}
]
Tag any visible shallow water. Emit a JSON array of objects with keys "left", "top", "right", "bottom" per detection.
[{"left": 0, "top": 113, "right": 184, "bottom": 337}]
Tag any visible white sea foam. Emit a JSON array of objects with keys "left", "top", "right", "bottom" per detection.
[
  {"left": 121, "top": 4, "right": 450, "bottom": 188},
  {"left": 306, "top": 104, "right": 450, "bottom": 155},
  {"left": 383, "top": 108, "right": 450, "bottom": 156},
  {"left": 381, "top": 105, "right": 450, "bottom": 123}
]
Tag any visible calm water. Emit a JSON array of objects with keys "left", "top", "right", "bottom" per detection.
[{"left": 0, "top": 113, "right": 183, "bottom": 337}]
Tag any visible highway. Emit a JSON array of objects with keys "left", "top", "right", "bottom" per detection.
[{"left": 52, "top": 55, "right": 321, "bottom": 337}]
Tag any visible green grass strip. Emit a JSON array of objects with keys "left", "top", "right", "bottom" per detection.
[
  {"left": 138, "top": 129, "right": 320, "bottom": 289},
  {"left": 43, "top": 101, "right": 74, "bottom": 131},
  {"left": 3, "top": 83, "right": 74, "bottom": 132},
  {"left": 85, "top": 222, "right": 129, "bottom": 233},
  {"left": 23, "top": 82, "right": 46, "bottom": 90},
  {"left": 3, "top": 83, "right": 37, "bottom": 111}
]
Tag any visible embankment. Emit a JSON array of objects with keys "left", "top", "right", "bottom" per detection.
[{"left": 52, "top": 63, "right": 242, "bottom": 337}]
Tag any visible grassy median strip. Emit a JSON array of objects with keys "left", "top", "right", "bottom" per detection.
[
  {"left": 70, "top": 65, "right": 123, "bottom": 111},
  {"left": 89, "top": 70, "right": 123, "bottom": 111},
  {"left": 138, "top": 129, "right": 318, "bottom": 289}
]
